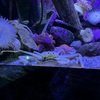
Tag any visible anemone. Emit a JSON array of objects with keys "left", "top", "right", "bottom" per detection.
[
  {"left": 79, "top": 28, "right": 94, "bottom": 42},
  {"left": 0, "top": 17, "right": 16, "bottom": 49}
]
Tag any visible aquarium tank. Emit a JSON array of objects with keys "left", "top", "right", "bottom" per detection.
[
  {"left": 0, "top": 0, "right": 100, "bottom": 69},
  {"left": 0, "top": 0, "right": 100, "bottom": 100}
]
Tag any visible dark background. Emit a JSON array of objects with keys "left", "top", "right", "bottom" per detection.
[{"left": 0, "top": 67, "right": 100, "bottom": 100}]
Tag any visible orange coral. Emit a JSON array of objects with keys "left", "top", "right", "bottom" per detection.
[{"left": 54, "top": 44, "right": 76, "bottom": 54}]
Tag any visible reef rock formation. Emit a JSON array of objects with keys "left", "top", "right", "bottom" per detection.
[
  {"left": 77, "top": 42, "right": 100, "bottom": 56},
  {"left": 50, "top": 26, "right": 75, "bottom": 45},
  {"left": 52, "top": 0, "right": 83, "bottom": 30}
]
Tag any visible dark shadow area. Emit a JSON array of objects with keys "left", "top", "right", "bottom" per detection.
[
  {"left": 0, "top": 67, "right": 100, "bottom": 100},
  {"left": 0, "top": 0, "right": 18, "bottom": 19}
]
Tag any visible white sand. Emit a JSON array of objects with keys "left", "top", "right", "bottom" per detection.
[
  {"left": 83, "top": 56, "right": 100, "bottom": 69},
  {"left": 1, "top": 56, "right": 100, "bottom": 69}
]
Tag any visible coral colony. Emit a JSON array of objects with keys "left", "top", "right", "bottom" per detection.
[{"left": 1, "top": 0, "right": 100, "bottom": 68}]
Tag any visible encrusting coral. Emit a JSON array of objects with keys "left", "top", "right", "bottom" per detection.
[{"left": 54, "top": 44, "right": 76, "bottom": 55}]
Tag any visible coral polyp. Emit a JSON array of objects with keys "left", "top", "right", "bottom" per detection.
[
  {"left": 84, "top": 10, "right": 100, "bottom": 25},
  {"left": 79, "top": 28, "right": 94, "bottom": 42},
  {"left": 0, "top": 17, "right": 16, "bottom": 49}
]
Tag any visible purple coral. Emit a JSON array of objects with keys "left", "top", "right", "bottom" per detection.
[{"left": 33, "top": 33, "right": 55, "bottom": 52}]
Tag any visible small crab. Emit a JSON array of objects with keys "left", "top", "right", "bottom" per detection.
[{"left": 1, "top": 50, "right": 84, "bottom": 67}]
